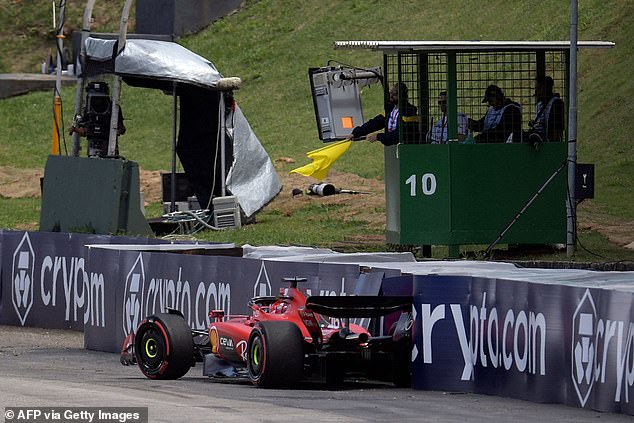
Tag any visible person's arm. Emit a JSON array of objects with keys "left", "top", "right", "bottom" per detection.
[
  {"left": 474, "top": 108, "right": 516, "bottom": 143},
  {"left": 351, "top": 113, "right": 385, "bottom": 139},
  {"left": 69, "top": 125, "right": 87, "bottom": 137},
  {"left": 470, "top": 113, "right": 497, "bottom": 143},
  {"left": 468, "top": 116, "right": 485, "bottom": 133},
  {"left": 376, "top": 128, "right": 398, "bottom": 146}
]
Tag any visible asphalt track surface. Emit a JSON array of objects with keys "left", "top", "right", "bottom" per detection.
[{"left": 0, "top": 326, "right": 632, "bottom": 423}]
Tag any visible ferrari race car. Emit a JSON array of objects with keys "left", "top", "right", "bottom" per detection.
[{"left": 121, "top": 277, "right": 413, "bottom": 388}]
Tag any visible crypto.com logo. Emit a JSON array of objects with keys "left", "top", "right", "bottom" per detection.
[
  {"left": 123, "top": 253, "right": 145, "bottom": 336},
  {"left": 572, "top": 289, "right": 597, "bottom": 407},
  {"left": 12, "top": 233, "right": 35, "bottom": 325}
]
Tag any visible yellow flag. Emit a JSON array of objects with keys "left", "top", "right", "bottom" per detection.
[{"left": 290, "top": 140, "right": 352, "bottom": 180}]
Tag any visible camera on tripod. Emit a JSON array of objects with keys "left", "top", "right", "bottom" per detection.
[{"left": 84, "top": 81, "right": 112, "bottom": 157}]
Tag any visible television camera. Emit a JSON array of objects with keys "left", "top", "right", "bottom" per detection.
[{"left": 71, "top": 81, "right": 125, "bottom": 157}]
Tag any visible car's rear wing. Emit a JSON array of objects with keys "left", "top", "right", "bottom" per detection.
[{"left": 305, "top": 295, "right": 412, "bottom": 318}]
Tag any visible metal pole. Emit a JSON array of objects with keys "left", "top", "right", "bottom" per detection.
[
  {"left": 567, "top": 0, "right": 578, "bottom": 256},
  {"left": 108, "top": 0, "right": 133, "bottom": 157},
  {"left": 446, "top": 52, "right": 458, "bottom": 142},
  {"left": 71, "top": 0, "right": 96, "bottom": 157},
  {"left": 220, "top": 93, "right": 227, "bottom": 197},
  {"left": 52, "top": 0, "right": 67, "bottom": 155},
  {"left": 171, "top": 82, "right": 178, "bottom": 212}
]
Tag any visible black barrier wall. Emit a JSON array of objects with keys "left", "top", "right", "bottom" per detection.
[
  {"left": 84, "top": 247, "right": 361, "bottom": 352},
  {"left": 411, "top": 274, "right": 634, "bottom": 415},
  {"left": 0, "top": 231, "right": 180, "bottom": 330},
  {"left": 3, "top": 230, "right": 634, "bottom": 416},
  {"left": 0, "top": 230, "right": 362, "bottom": 352}
]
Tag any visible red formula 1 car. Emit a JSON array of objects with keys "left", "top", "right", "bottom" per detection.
[{"left": 121, "top": 277, "right": 413, "bottom": 388}]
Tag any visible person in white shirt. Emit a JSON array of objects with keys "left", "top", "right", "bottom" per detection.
[
  {"left": 426, "top": 91, "right": 469, "bottom": 144},
  {"left": 347, "top": 83, "right": 419, "bottom": 145}
]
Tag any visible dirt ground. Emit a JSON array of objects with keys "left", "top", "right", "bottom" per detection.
[{"left": 1, "top": 165, "right": 632, "bottom": 250}]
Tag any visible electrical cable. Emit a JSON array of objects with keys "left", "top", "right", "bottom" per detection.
[
  {"left": 54, "top": 0, "right": 67, "bottom": 69},
  {"left": 51, "top": 84, "right": 69, "bottom": 155},
  {"left": 58, "top": 86, "right": 68, "bottom": 155},
  {"left": 200, "top": 92, "right": 237, "bottom": 230},
  {"left": 185, "top": 210, "right": 222, "bottom": 230},
  {"left": 564, "top": 158, "right": 577, "bottom": 252},
  {"left": 56, "top": 1, "right": 66, "bottom": 33},
  {"left": 51, "top": 89, "right": 61, "bottom": 154},
  {"left": 51, "top": 0, "right": 68, "bottom": 156},
  {"left": 164, "top": 210, "right": 223, "bottom": 231},
  {"left": 162, "top": 95, "right": 231, "bottom": 236},
  {"left": 204, "top": 93, "right": 223, "bottom": 212},
  {"left": 484, "top": 156, "right": 624, "bottom": 261},
  {"left": 484, "top": 158, "right": 567, "bottom": 257},
  {"left": 576, "top": 234, "right": 610, "bottom": 260},
  {"left": 565, "top": 170, "right": 613, "bottom": 260}
]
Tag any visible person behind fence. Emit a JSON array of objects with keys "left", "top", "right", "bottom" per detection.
[
  {"left": 527, "top": 76, "right": 565, "bottom": 145},
  {"left": 346, "top": 82, "right": 418, "bottom": 145},
  {"left": 468, "top": 84, "right": 522, "bottom": 143},
  {"left": 426, "top": 91, "right": 469, "bottom": 143},
  {"left": 68, "top": 81, "right": 126, "bottom": 157}
]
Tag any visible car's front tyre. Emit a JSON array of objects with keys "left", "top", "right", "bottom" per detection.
[{"left": 134, "top": 313, "right": 194, "bottom": 380}]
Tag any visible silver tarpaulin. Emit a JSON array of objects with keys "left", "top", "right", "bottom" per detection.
[
  {"left": 83, "top": 37, "right": 281, "bottom": 218},
  {"left": 85, "top": 37, "right": 223, "bottom": 88},
  {"left": 225, "top": 105, "right": 281, "bottom": 217}
]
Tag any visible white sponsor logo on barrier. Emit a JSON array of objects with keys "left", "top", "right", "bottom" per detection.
[
  {"left": 123, "top": 254, "right": 232, "bottom": 334},
  {"left": 572, "top": 289, "right": 597, "bottom": 407},
  {"left": 40, "top": 254, "right": 104, "bottom": 327},
  {"left": 10, "top": 233, "right": 105, "bottom": 327},
  {"left": 254, "top": 262, "right": 272, "bottom": 297},
  {"left": 123, "top": 253, "right": 145, "bottom": 336},
  {"left": 416, "top": 292, "right": 547, "bottom": 380},
  {"left": 572, "top": 289, "right": 634, "bottom": 407},
  {"left": 12, "top": 233, "right": 35, "bottom": 325}
]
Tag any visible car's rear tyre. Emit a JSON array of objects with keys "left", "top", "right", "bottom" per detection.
[
  {"left": 247, "top": 321, "right": 304, "bottom": 388},
  {"left": 134, "top": 313, "right": 194, "bottom": 380}
]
